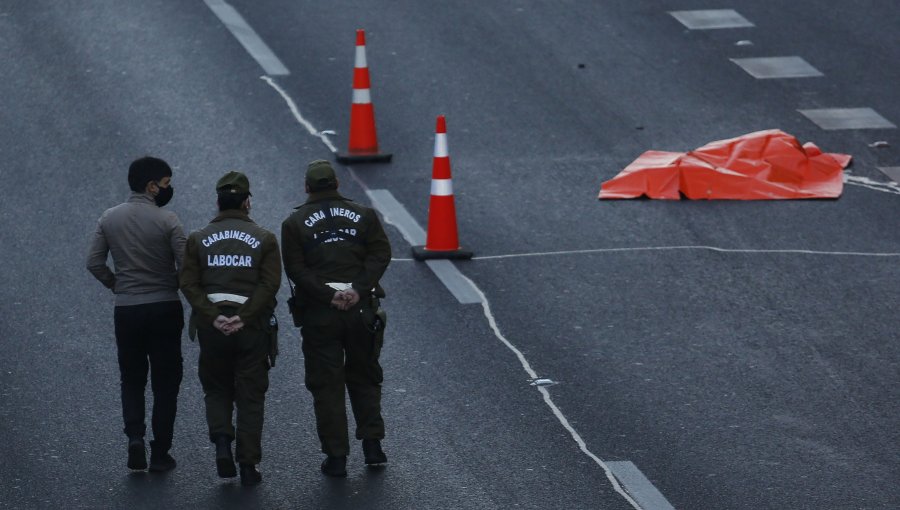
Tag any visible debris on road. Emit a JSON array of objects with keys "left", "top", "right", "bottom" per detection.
[{"left": 599, "top": 129, "right": 851, "bottom": 200}]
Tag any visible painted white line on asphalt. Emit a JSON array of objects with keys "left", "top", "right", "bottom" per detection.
[
  {"left": 877, "top": 167, "right": 900, "bottom": 183},
  {"left": 424, "top": 259, "right": 482, "bottom": 304},
  {"left": 366, "top": 190, "right": 426, "bottom": 245},
  {"left": 669, "top": 9, "right": 754, "bottom": 29},
  {"left": 261, "top": 76, "right": 338, "bottom": 153},
  {"left": 846, "top": 170, "right": 900, "bottom": 194},
  {"left": 798, "top": 108, "right": 896, "bottom": 130},
  {"left": 469, "top": 245, "right": 900, "bottom": 261},
  {"left": 607, "top": 462, "right": 677, "bottom": 510},
  {"left": 204, "top": 0, "right": 289, "bottom": 76},
  {"left": 845, "top": 174, "right": 900, "bottom": 195},
  {"left": 366, "top": 189, "right": 481, "bottom": 304},
  {"left": 460, "top": 273, "right": 644, "bottom": 509},
  {"left": 730, "top": 56, "right": 823, "bottom": 79}
]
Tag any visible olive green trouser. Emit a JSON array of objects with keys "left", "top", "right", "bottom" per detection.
[
  {"left": 198, "top": 324, "right": 270, "bottom": 465},
  {"left": 301, "top": 305, "right": 385, "bottom": 457}
]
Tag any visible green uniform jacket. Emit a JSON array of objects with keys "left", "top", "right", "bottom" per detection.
[
  {"left": 180, "top": 209, "right": 281, "bottom": 327},
  {"left": 281, "top": 190, "right": 391, "bottom": 305}
]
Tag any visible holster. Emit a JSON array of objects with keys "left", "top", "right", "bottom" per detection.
[
  {"left": 287, "top": 282, "right": 306, "bottom": 327},
  {"left": 266, "top": 313, "right": 279, "bottom": 368},
  {"left": 360, "top": 296, "right": 387, "bottom": 334}
]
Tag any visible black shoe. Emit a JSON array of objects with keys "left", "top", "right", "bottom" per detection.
[
  {"left": 320, "top": 456, "right": 347, "bottom": 477},
  {"left": 148, "top": 453, "right": 177, "bottom": 472},
  {"left": 362, "top": 439, "right": 387, "bottom": 465},
  {"left": 239, "top": 464, "right": 262, "bottom": 486},
  {"left": 215, "top": 436, "right": 237, "bottom": 478},
  {"left": 127, "top": 438, "right": 147, "bottom": 470}
]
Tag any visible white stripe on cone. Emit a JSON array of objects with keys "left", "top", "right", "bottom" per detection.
[
  {"left": 434, "top": 133, "right": 448, "bottom": 157},
  {"left": 431, "top": 179, "right": 453, "bottom": 196},
  {"left": 355, "top": 46, "right": 367, "bottom": 68},
  {"left": 352, "top": 88, "right": 372, "bottom": 104}
]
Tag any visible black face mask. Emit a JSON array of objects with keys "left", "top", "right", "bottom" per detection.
[{"left": 154, "top": 185, "right": 174, "bottom": 207}]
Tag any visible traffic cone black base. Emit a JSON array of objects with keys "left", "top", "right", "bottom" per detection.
[
  {"left": 411, "top": 246, "right": 473, "bottom": 261},
  {"left": 335, "top": 152, "right": 393, "bottom": 164}
]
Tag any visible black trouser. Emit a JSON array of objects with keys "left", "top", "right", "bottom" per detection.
[
  {"left": 113, "top": 300, "right": 184, "bottom": 454},
  {"left": 301, "top": 305, "right": 385, "bottom": 457},
  {"left": 198, "top": 322, "right": 270, "bottom": 465}
]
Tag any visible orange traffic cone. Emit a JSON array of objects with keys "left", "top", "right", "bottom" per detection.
[
  {"left": 336, "top": 29, "right": 392, "bottom": 164},
  {"left": 412, "top": 115, "right": 473, "bottom": 260}
]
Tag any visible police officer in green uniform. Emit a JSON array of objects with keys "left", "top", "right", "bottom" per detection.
[
  {"left": 180, "top": 171, "right": 281, "bottom": 486},
  {"left": 281, "top": 160, "right": 391, "bottom": 477}
]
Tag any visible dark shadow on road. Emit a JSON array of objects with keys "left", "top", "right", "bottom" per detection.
[{"left": 292, "top": 466, "right": 391, "bottom": 510}]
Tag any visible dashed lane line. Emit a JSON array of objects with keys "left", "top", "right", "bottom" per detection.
[
  {"left": 607, "top": 462, "right": 677, "bottom": 510},
  {"left": 730, "top": 56, "right": 823, "bottom": 79},
  {"left": 799, "top": 107, "right": 897, "bottom": 130},
  {"left": 876, "top": 167, "right": 900, "bottom": 183},
  {"left": 669, "top": 9, "right": 754, "bottom": 30},
  {"left": 204, "top": 0, "right": 289, "bottom": 76}
]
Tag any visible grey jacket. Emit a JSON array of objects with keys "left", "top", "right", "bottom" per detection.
[{"left": 86, "top": 192, "right": 186, "bottom": 306}]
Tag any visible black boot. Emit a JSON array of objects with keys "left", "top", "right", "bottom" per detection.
[
  {"left": 320, "top": 455, "right": 347, "bottom": 477},
  {"left": 127, "top": 438, "right": 147, "bottom": 470},
  {"left": 214, "top": 436, "right": 237, "bottom": 478},
  {"left": 148, "top": 440, "right": 177, "bottom": 472},
  {"left": 239, "top": 463, "right": 262, "bottom": 486},
  {"left": 362, "top": 439, "right": 387, "bottom": 465},
  {"left": 148, "top": 452, "right": 177, "bottom": 472}
]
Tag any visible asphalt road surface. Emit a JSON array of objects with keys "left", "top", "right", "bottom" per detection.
[{"left": 1, "top": 1, "right": 898, "bottom": 509}]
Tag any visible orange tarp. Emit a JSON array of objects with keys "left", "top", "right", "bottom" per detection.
[{"left": 599, "top": 130, "right": 852, "bottom": 200}]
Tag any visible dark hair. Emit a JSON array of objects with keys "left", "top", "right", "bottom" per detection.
[
  {"left": 218, "top": 192, "right": 250, "bottom": 211},
  {"left": 128, "top": 157, "right": 172, "bottom": 192}
]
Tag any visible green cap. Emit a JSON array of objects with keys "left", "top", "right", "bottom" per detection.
[
  {"left": 306, "top": 160, "right": 337, "bottom": 191},
  {"left": 216, "top": 171, "right": 251, "bottom": 195}
]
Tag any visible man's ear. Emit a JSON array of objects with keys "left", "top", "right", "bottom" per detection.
[{"left": 145, "top": 180, "right": 157, "bottom": 194}]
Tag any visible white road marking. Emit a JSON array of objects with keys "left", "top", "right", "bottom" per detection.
[
  {"left": 798, "top": 107, "right": 897, "bottom": 130},
  {"left": 470, "top": 245, "right": 900, "bottom": 261},
  {"left": 423, "top": 259, "right": 482, "bottom": 304},
  {"left": 669, "top": 9, "right": 754, "bottom": 30},
  {"left": 203, "top": 0, "right": 289, "bottom": 76},
  {"left": 876, "top": 167, "right": 900, "bottom": 183},
  {"left": 607, "top": 462, "right": 677, "bottom": 510},
  {"left": 261, "top": 76, "right": 338, "bottom": 153},
  {"left": 460, "top": 273, "right": 644, "bottom": 509},
  {"left": 845, "top": 173, "right": 900, "bottom": 195},
  {"left": 730, "top": 56, "right": 823, "bottom": 79},
  {"left": 365, "top": 190, "right": 426, "bottom": 245}
]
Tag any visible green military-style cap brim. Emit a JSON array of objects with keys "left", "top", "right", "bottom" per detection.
[{"left": 216, "top": 171, "right": 252, "bottom": 195}]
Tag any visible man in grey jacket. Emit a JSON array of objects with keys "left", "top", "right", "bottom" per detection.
[{"left": 86, "top": 156, "right": 186, "bottom": 472}]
